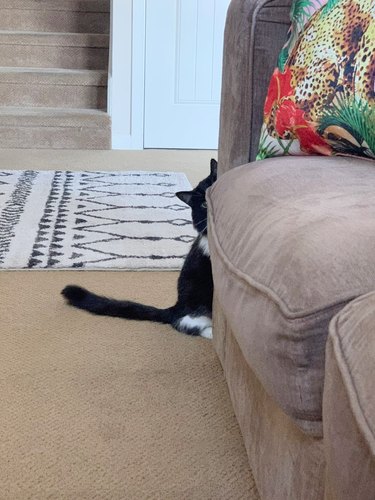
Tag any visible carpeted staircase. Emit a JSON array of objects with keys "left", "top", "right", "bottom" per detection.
[{"left": 0, "top": 0, "right": 111, "bottom": 149}]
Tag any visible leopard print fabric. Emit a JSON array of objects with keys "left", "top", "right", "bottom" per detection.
[
  {"left": 289, "top": 0, "right": 374, "bottom": 120},
  {"left": 258, "top": 0, "right": 375, "bottom": 160}
]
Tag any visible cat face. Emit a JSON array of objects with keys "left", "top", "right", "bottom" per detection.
[{"left": 176, "top": 159, "right": 217, "bottom": 235}]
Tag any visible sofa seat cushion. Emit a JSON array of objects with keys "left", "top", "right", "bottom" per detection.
[{"left": 207, "top": 155, "right": 375, "bottom": 436}]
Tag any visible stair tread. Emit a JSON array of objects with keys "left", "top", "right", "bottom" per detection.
[
  {"left": 0, "top": 31, "right": 109, "bottom": 47},
  {"left": 0, "top": 0, "right": 110, "bottom": 13},
  {"left": 0, "top": 67, "right": 108, "bottom": 86},
  {"left": 0, "top": 106, "right": 109, "bottom": 116},
  {"left": 0, "top": 107, "right": 111, "bottom": 128}
]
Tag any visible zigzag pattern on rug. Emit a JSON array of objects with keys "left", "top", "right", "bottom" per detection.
[{"left": 0, "top": 170, "right": 196, "bottom": 270}]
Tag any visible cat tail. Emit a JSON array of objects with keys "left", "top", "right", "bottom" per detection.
[{"left": 61, "top": 285, "right": 174, "bottom": 324}]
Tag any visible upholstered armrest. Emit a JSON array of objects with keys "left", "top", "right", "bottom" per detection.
[
  {"left": 218, "top": 0, "right": 291, "bottom": 176},
  {"left": 323, "top": 293, "right": 375, "bottom": 500}
]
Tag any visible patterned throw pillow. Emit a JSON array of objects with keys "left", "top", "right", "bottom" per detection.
[{"left": 257, "top": 0, "right": 375, "bottom": 161}]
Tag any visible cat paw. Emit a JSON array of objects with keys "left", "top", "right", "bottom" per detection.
[{"left": 200, "top": 327, "right": 213, "bottom": 339}]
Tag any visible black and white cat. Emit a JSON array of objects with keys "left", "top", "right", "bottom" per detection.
[{"left": 61, "top": 159, "right": 217, "bottom": 339}]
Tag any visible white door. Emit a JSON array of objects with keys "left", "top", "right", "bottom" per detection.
[{"left": 144, "top": 0, "right": 230, "bottom": 149}]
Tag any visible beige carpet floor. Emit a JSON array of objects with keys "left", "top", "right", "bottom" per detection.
[
  {"left": 0, "top": 270, "right": 259, "bottom": 499},
  {"left": 0, "top": 149, "right": 259, "bottom": 499},
  {"left": 0, "top": 148, "right": 214, "bottom": 186}
]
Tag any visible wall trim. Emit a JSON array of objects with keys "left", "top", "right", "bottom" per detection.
[{"left": 108, "top": 0, "right": 146, "bottom": 150}]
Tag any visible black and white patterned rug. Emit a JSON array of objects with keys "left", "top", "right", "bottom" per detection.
[{"left": 0, "top": 170, "right": 196, "bottom": 270}]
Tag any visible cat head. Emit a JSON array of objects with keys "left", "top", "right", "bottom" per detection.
[{"left": 176, "top": 158, "right": 217, "bottom": 234}]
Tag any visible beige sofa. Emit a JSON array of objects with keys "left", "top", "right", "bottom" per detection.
[{"left": 207, "top": 1, "right": 375, "bottom": 499}]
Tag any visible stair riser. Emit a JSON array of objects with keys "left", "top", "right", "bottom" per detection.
[
  {"left": 0, "top": 126, "right": 111, "bottom": 149},
  {"left": 0, "top": 46, "right": 108, "bottom": 70},
  {"left": 0, "top": 83, "right": 107, "bottom": 109},
  {"left": 0, "top": 10, "right": 110, "bottom": 34}
]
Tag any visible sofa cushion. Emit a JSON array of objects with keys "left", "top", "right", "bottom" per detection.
[
  {"left": 207, "top": 155, "right": 375, "bottom": 436},
  {"left": 324, "top": 292, "right": 375, "bottom": 499}
]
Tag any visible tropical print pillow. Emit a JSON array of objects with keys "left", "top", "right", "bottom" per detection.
[{"left": 257, "top": 0, "right": 375, "bottom": 160}]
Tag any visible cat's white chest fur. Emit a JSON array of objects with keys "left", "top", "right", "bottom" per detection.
[{"left": 198, "top": 236, "right": 210, "bottom": 256}]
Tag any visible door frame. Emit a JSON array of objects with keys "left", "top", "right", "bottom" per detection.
[{"left": 108, "top": 0, "right": 146, "bottom": 149}]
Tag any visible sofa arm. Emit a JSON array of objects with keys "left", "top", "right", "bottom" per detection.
[
  {"left": 323, "top": 293, "right": 375, "bottom": 500},
  {"left": 218, "top": 0, "right": 291, "bottom": 176}
]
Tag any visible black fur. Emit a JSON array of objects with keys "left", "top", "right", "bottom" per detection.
[{"left": 61, "top": 159, "right": 217, "bottom": 338}]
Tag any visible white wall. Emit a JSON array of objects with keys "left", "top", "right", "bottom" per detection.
[{"left": 108, "top": 0, "right": 145, "bottom": 149}]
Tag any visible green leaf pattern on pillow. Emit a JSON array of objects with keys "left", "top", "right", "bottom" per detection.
[{"left": 257, "top": 0, "right": 375, "bottom": 160}]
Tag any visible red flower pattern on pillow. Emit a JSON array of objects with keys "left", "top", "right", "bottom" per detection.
[{"left": 264, "top": 68, "right": 331, "bottom": 155}]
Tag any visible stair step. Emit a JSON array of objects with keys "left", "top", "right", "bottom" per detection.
[
  {"left": 0, "top": 107, "right": 111, "bottom": 149},
  {"left": 0, "top": 1, "right": 112, "bottom": 150},
  {"left": 0, "top": 0, "right": 110, "bottom": 12},
  {"left": 0, "top": 32, "right": 109, "bottom": 69},
  {"left": 0, "top": 1, "right": 110, "bottom": 34},
  {"left": 0, "top": 68, "right": 107, "bottom": 108},
  {"left": 0, "top": 106, "right": 111, "bottom": 127},
  {"left": 0, "top": 67, "right": 108, "bottom": 85}
]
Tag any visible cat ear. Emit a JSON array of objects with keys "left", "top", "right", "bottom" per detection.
[
  {"left": 210, "top": 159, "right": 218, "bottom": 180},
  {"left": 176, "top": 191, "right": 193, "bottom": 206}
]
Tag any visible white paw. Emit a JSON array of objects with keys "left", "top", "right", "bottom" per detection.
[{"left": 200, "top": 327, "right": 213, "bottom": 339}]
